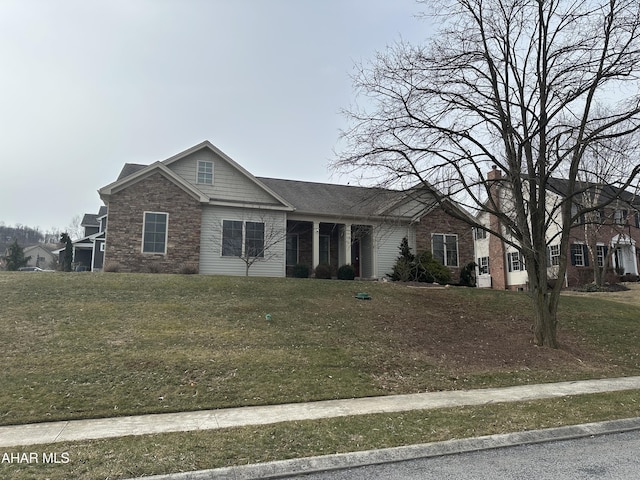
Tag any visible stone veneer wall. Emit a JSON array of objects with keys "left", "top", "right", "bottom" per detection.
[
  {"left": 105, "top": 173, "right": 202, "bottom": 273},
  {"left": 414, "top": 206, "right": 474, "bottom": 282}
]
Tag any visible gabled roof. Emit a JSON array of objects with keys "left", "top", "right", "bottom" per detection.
[
  {"left": 81, "top": 213, "right": 99, "bottom": 228},
  {"left": 99, "top": 141, "right": 294, "bottom": 210},
  {"left": 99, "top": 162, "right": 210, "bottom": 203},
  {"left": 100, "top": 140, "right": 473, "bottom": 222},
  {"left": 546, "top": 177, "right": 639, "bottom": 208},
  {"left": 23, "top": 244, "right": 57, "bottom": 255},
  {"left": 80, "top": 207, "right": 106, "bottom": 226}
]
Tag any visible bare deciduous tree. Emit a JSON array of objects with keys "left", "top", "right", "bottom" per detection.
[
  {"left": 212, "top": 211, "right": 288, "bottom": 276},
  {"left": 66, "top": 215, "right": 84, "bottom": 241},
  {"left": 334, "top": 0, "right": 640, "bottom": 347},
  {"left": 573, "top": 129, "right": 640, "bottom": 286}
]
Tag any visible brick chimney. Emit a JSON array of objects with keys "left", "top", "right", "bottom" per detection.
[
  {"left": 487, "top": 164, "right": 502, "bottom": 181},
  {"left": 487, "top": 166, "right": 507, "bottom": 289}
]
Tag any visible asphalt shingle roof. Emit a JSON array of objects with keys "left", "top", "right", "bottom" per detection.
[
  {"left": 546, "top": 177, "right": 639, "bottom": 207},
  {"left": 113, "top": 163, "right": 408, "bottom": 218},
  {"left": 117, "top": 163, "right": 147, "bottom": 180},
  {"left": 257, "top": 177, "right": 406, "bottom": 217}
]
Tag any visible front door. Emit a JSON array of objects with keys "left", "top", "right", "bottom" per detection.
[{"left": 351, "top": 238, "right": 360, "bottom": 277}]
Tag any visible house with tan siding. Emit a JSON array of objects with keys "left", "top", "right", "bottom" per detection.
[{"left": 98, "top": 141, "right": 474, "bottom": 279}]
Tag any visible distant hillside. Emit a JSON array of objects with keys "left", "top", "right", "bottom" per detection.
[{"left": 0, "top": 224, "right": 58, "bottom": 253}]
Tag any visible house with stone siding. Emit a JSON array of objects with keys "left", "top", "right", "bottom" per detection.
[{"left": 98, "top": 141, "right": 474, "bottom": 279}]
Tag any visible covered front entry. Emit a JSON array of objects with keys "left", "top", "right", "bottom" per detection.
[
  {"left": 285, "top": 220, "right": 374, "bottom": 278},
  {"left": 611, "top": 234, "right": 639, "bottom": 276}
]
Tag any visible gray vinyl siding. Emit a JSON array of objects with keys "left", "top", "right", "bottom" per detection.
[
  {"left": 168, "top": 150, "right": 280, "bottom": 205},
  {"left": 375, "top": 223, "right": 413, "bottom": 278},
  {"left": 199, "top": 205, "right": 287, "bottom": 277}
]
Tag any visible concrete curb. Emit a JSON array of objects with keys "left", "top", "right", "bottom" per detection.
[{"left": 130, "top": 417, "right": 640, "bottom": 480}]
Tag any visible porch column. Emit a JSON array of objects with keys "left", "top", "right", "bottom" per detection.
[
  {"left": 312, "top": 221, "right": 320, "bottom": 269},
  {"left": 630, "top": 243, "right": 639, "bottom": 275},
  {"left": 371, "top": 227, "right": 378, "bottom": 278},
  {"left": 344, "top": 224, "right": 352, "bottom": 265}
]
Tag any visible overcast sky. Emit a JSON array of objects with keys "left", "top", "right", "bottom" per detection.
[{"left": 0, "top": 0, "right": 434, "bottom": 232}]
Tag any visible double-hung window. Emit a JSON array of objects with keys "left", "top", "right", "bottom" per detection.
[
  {"left": 570, "top": 244, "right": 589, "bottom": 267},
  {"left": 197, "top": 161, "right": 213, "bottom": 185},
  {"left": 548, "top": 245, "right": 560, "bottom": 266},
  {"left": 477, "top": 256, "right": 489, "bottom": 275},
  {"left": 614, "top": 209, "right": 628, "bottom": 225},
  {"left": 222, "top": 220, "right": 243, "bottom": 256},
  {"left": 432, "top": 234, "right": 458, "bottom": 267},
  {"left": 475, "top": 228, "right": 487, "bottom": 240},
  {"left": 142, "top": 212, "right": 168, "bottom": 254},
  {"left": 507, "top": 251, "right": 524, "bottom": 272},
  {"left": 245, "top": 222, "right": 265, "bottom": 257},
  {"left": 222, "top": 220, "right": 266, "bottom": 258},
  {"left": 596, "top": 245, "right": 607, "bottom": 268}
]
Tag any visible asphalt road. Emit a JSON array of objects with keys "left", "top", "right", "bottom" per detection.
[{"left": 285, "top": 430, "right": 640, "bottom": 480}]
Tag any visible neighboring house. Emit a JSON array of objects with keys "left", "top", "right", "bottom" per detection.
[
  {"left": 55, "top": 207, "right": 107, "bottom": 271},
  {"left": 22, "top": 244, "right": 57, "bottom": 269},
  {"left": 97, "top": 141, "right": 475, "bottom": 279},
  {"left": 474, "top": 167, "right": 640, "bottom": 290},
  {"left": 2, "top": 243, "right": 57, "bottom": 270}
]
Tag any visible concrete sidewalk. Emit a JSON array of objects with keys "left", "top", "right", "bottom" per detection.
[{"left": 2, "top": 376, "right": 640, "bottom": 448}]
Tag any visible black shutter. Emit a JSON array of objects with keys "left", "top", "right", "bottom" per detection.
[{"left": 570, "top": 245, "right": 576, "bottom": 266}]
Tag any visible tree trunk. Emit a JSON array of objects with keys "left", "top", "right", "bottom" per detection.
[
  {"left": 526, "top": 242, "right": 560, "bottom": 349},
  {"left": 594, "top": 265, "right": 605, "bottom": 287},
  {"left": 532, "top": 289, "right": 558, "bottom": 348}
]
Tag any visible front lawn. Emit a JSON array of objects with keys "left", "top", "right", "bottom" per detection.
[{"left": 1, "top": 272, "right": 639, "bottom": 426}]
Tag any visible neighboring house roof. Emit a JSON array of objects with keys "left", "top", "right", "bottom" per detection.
[
  {"left": 82, "top": 207, "right": 107, "bottom": 228},
  {"left": 117, "top": 163, "right": 146, "bottom": 180},
  {"left": 545, "top": 177, "right": 639, "bottom": 208},
  {"left": 81, "top": 213, "right": 99, "bottom": 228},
  {"left": 23, "top": 244, "right": 56, "bottom": 256},
  {"left": 52, "top": 231, "right": 105, "bottom": 254}
]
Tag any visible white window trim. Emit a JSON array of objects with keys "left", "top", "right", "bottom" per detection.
[
  {"left": 141, "top": 211, "right": 169, "bottom": 255},
  {"left": 196, "top": 160, "right": 214, "bottom": 185},
  {"left": 475, "top": 228, "right": 487, "bottom": 240},
  {"left": 548, "top": 244, "right": 560, "bottom": 266},
  {"left": 432, "top": 233, "right": 459, "bottom": 267},
  {"left": 596, "top": 243, "right": 607, "bottom": 268},
  {"left": 478, "top": 256, "right": 489, "bottom": 275},
  {"left": 571, "top": 243, "right": 586, "bottom": 267}
]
